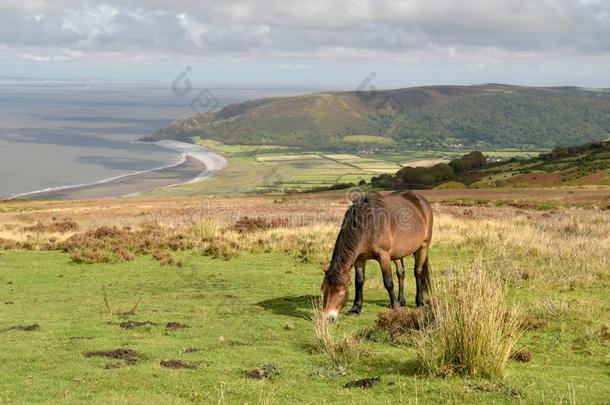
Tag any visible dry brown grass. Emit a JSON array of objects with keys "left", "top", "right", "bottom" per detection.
[
  {"left": 434, "top": 206, "right": 610, "bottom": 287},
  {"left": 310, "top": 300, "right": 366, "bottom": 368},
  {"left": 376, "top": 307, "right": 435, "bottom": 339},
  {"left": 23, "top": 220, "right": 78, "bottom": 233},
  {"left": 60, "top": 224, "right": 195, "bottom": 264},
  {"left": 0, "top": 193, "right": 608, "bottom": 286}
]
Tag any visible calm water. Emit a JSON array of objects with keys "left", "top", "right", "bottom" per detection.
[{"left": 0, "top": 82, "right": 310, "bottom": 199}]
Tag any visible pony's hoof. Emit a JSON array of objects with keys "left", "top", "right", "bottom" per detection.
[{"left": 346, "top": 307, "right": 361, "bottom": 316}]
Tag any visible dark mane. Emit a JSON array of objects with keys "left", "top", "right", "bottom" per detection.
[{"left": 325, "top": 193, "right": 383, "bottom": 286}]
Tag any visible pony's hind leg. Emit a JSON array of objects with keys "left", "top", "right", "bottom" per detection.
[
  {"left": 413, "top": 244, "right": 430, "bottom": 307},
  {"left": 379, "top": 253, "right": 398, "bottom": 308},
  {"left": 395, "top": 258, "right": 406, "bottom": 307},
  {"left": 347, "top": 258, "right": 366, "bottom": 316}
]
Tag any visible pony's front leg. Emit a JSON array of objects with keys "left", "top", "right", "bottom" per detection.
[
  {"left": 347, "top": 259, "right": 366, "bottom": 316},
  {"left": 395, "top": 258, "right": 406, "bottom": 307},
  {"left": 379, "top": 253, "right": 398, "bottom": 308}
]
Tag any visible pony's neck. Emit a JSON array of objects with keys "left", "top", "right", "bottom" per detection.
[
  {"left": 326, "top": 217, "right": 366, "bottom": 285},
  {"left": 330, "top": 242, "right": 361, "bottom": 275}
]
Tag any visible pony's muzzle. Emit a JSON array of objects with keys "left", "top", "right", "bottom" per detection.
[{"left": 325, "top": 310, "right": 338, "bottom": 322}]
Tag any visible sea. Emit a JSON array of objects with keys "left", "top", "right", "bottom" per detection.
[{"left": 0, "top": 81, "right": 311, "bottom": 199}]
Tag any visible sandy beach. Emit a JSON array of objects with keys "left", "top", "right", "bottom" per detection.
[{"left": 20, "top": 141, "right": 227, "bottom": 200}]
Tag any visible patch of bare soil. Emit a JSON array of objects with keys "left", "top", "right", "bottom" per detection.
[
  {"left": 118, "top": 320, "right": 157, "bottom": 329},
  {"left": 165, "top": 322, "right": 190, "bottom": 331},
  {"left": 84, "top": 348, "right": 142, "bottom": 364},
  {"left": 2, "top": 324, "right": 40, "bottom": 332},
  {"left": 344, "top": 377, "right": 381, "bottom": 389},
  {"left": 242, "top": 364, "right": 280, "bottom": 380},
  {"left": 160, "top": 359, "right": 198, "bottom": 369}
]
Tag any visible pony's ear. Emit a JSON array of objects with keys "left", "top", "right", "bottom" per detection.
[{"left": 322, "top": 263, "right": 329, "bottom": 273}]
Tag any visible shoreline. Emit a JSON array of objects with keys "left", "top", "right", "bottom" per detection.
[{"left": 11, "top": 140, "right": 227, "bottom": 201}]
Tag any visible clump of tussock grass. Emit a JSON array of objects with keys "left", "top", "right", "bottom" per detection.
[
  {"left": 414, "top": 264, "right": 523, "bottom": 379},
  {"left": 192, "top": 219, "right": 222, "bottom": 241},
  {"left": 309, "top": 299, "right": 366, "bottom": 368}
]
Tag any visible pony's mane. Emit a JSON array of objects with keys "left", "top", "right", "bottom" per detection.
[{"left": 325, "top": 193, "right": 383, "bottom": 286}]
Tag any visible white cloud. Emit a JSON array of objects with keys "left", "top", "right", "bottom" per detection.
[
  {"left": 61, "top": 5, "right": 118, "bottom": 39},
  {"left": 277, "top": 63, "right": 312, "bottom": 70},
  {"left": 0, "top": 0, "right": 609, "bottom": 84}
]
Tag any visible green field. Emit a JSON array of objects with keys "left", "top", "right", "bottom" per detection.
[
  {"left": 1, "top": 244, "right": 608, "bottom": 402},
  {"left": 481, "top": 150, "right": 543, "bottom": 158},
  {"left": 342, "top": 135, "right": 397, "bottom": 145},
  {"left": 145, "top": 139, "right": 540, "bottom": 197},
  {"left": 195, "top": 139, "right": 293, "bottom": 155}
]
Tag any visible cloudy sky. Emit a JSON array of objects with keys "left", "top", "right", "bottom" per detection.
[{"left": 1, "top": 0, "right": 609, "bottom": 88}]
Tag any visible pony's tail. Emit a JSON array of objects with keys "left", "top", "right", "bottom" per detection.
[{"left": 421, "top": 257, "right": 431, "bottom": 293}]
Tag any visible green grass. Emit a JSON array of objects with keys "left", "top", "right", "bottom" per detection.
[
  {"left": 1, "top": 247, "right": 608, "bottom": 403},
  {"left": 194, "top": 138, "right": 293, "bottom": 154},
  {"left": 342, "top": 135, "right": 397, "bottom": 145},
  {"left": 481, "top": 150, "right": 543, "bottom": 158}
]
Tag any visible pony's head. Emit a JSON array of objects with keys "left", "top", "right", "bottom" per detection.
[{"left": 320, "top": 264, "right": 349, "bottom": 321}]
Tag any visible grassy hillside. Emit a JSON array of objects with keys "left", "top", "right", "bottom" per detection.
[
  {"left": 371, "top": 141, "right": 610, "bottom": 189},
  {"left": 144, "top": 84, "right": 610, "bottom": 150}
]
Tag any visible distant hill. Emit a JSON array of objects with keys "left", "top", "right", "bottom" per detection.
[
  {"left": 143, "top": 84, "right": 610, "bottom": 150},
  {"left": 370, "top": 140, "right": 610, "bottom": 189}
]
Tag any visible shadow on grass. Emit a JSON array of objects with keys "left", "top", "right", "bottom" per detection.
[
  {"left": 256, "top": 295, "right": 409, "bottom": 318},
  {"left": 370, "top": 356, "right": 421, "bottom": 377},
  {"left": 256, "top": 295, "right": 317, "bottom": 318}
]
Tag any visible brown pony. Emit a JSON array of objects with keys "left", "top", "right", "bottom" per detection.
[{"left": 321, "top": 191, "right": 433, "bottom": 321}]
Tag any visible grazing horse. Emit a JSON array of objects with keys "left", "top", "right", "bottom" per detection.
[{"left": 321, "top": 191, "right": 433, "bottom": 321}]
